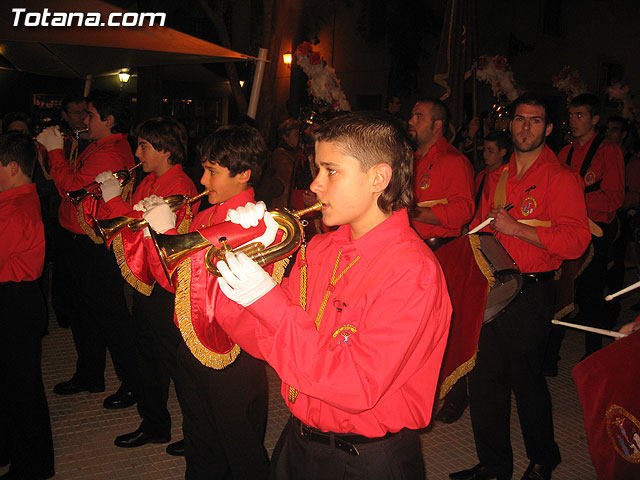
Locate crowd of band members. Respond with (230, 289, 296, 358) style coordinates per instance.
(1, 88, 637, 480)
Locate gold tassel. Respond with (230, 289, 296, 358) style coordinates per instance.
(111, 233, 154, 296)
(468, 234, 495, 288)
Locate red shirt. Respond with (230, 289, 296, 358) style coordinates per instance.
(411, 137, 475, 238)
(105, 164, 199, 293)
(558, 134, 624, 224)
(0, 183, 45, 282)
(48, 133, 135, 234)
(216, 209, 452, 437)
(470, 146, 591, 273)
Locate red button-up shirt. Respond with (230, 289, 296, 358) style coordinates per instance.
(216, 209, 452, 437)
(558, 134, 624, 224)
(0, 183, 45, 282)
(48, 133, 135, 234)
(411, 137, 475, 238)
(470, 146, 591, 273)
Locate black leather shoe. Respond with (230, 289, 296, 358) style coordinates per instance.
(435, 397, 468, 424)
(520, 461, 557, 480)
(450, 463, 506, 480)
(103, 385, 136, 409)
(166, 439, 185, 456)
(53, 378, 105, 395)
(114, 429, 170, 448)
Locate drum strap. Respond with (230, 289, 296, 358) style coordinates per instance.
(494, 165, 553, 229)
(417, 198, 448, 207)
(493, 165, 509, 208)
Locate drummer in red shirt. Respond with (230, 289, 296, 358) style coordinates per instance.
(451, 94, 591, 480)
(558, 93, 625, 357)
(213, 112, 452, 479)
(0, 133, 54, 479)
(408, 98, 475, 250)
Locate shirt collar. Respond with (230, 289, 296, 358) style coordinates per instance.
(147, 163, 184, 186)
(209, 188, 256, 224)
(0, 182, 37, 201)
(332, 209, 410, 266)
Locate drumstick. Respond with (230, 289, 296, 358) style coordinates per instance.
(605, 280, 640, 301)
(551, 319, 627, 338)
(468, 203, 514, 235)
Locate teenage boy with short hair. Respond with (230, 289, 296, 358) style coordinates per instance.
(94, 116, 198, 453)
(213, 112, 452, 478)
(0, 132, 54, 480)
(144, 124, 272, 479)
(37, 92, 137, 406)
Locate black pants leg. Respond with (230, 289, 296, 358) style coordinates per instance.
(0, 282, 54, 479)
(576, 219, 618, 356)
(176, 344, 269, 480)
(132, 286, 182, 435)
(468, 279, 561, 477)
(68, 234, 136, 390)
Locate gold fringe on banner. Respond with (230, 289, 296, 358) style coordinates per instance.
(111, 233, 154, 296)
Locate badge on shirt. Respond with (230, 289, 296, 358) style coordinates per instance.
(521, 196, 537, 216)
(419, 174, 431, 190)
(584, 170, 597, 186)
(332, 325, 357, 347)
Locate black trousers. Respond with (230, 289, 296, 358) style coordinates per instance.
(131, 286, 182, 435)
(64, 231, 137, 390)
(0, 281, 54, 479)
(468, 278, 561, 478)
(270, 416, 425, 480)
(175, 343, 269, 480)
(575, 219, 618, 355)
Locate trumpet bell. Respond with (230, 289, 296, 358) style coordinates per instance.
(151, 230, 211, 287)
(95, 216, 142, 248)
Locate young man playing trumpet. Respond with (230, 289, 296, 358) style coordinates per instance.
(143, 124, 273, 479)
(212, 112, 452, 478)
(94, 116, 199, 454)
(37, 92, 138, 409)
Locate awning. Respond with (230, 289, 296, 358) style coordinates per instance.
(0, 0, 255, 78)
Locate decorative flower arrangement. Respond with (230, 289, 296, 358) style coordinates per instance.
(294, 41, 351, 112)
(476, 55, 521, 102)
(552, 66, 587, 103)
(608, 82, 638, 121)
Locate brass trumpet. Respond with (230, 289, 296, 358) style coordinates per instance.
(33, 126, 89, 141)
(66, 162, 142, 206)
(151, 201, 323, 285)
(94, 190, 209, 247)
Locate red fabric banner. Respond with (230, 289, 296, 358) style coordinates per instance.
(572, 331, 640, 479)
(434, 235, 488, 398)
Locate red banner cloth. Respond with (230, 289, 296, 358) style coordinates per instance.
(434, 235, 489, 398)
(572, 331, 640, 479)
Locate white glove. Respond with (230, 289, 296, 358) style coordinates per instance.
(143, 202, 176, 233)
(226, 201, 278, 248)
(133, 199, 146, 212)
(142, 226, 151, 239)
(226, 201, 267, 228)
(143, 195, 166, 211)
(217, 252, 277, 307)
(97, 174, 121, 202)
(36, 126, 64, 152)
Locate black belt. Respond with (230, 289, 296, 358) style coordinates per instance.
(290, 416, 396, 456)
(521, 271, 556, 283)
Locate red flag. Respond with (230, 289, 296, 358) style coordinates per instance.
(572, 331, 640, 479)
(434, 0, 476, 132)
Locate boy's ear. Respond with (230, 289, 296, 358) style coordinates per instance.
(371, 163, 392, 194)
(237, 169, 251, 184)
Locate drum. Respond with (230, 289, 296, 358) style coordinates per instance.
(474, 233, 522, 323)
